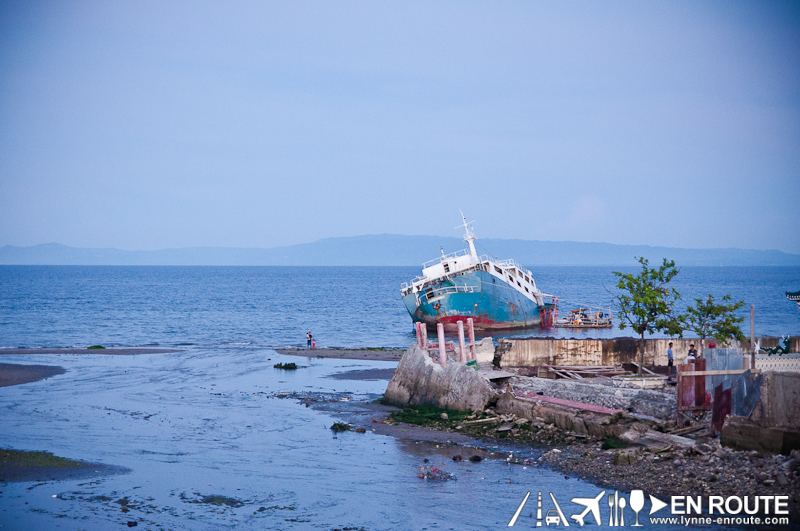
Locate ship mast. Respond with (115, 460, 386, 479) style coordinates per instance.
(458, 211, 479, 263)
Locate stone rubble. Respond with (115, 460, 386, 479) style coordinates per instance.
(446, 406, 800, 521)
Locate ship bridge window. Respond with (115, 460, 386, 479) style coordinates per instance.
(525, 286, 529, 293)
(443, 262, 450, 273)
(425, 290, 434, 301)
(494, 266, 502, 274)
(517, 281, 521, 287)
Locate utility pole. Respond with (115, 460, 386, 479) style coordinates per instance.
(750, 305, 756, 371)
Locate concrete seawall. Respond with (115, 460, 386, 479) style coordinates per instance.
(495, 336, 799, 368)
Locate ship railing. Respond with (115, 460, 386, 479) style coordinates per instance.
(401, 276, 427, 290)
(403, 255, 489, 291)
(421, 248, 470, 268)
(421, 249, 488, 269)
(430, 285, 479, 297)
(493, 258, 532, 277)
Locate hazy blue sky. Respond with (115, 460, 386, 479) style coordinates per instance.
(1, 1, 799, 253)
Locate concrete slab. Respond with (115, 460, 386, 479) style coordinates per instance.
(513, 389, 622, 415)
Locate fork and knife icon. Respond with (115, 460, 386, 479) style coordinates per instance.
(607, 491, 626, 526)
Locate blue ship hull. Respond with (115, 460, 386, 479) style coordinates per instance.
(402, 270, 546, 330)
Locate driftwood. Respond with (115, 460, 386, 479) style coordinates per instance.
(630, 361, 659, 376)
(459, 417, 502, 426)
(539, 364, 630, 380)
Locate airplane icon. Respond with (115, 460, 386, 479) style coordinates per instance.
(570, 490, 606, 526)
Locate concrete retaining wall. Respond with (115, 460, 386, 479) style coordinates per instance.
(721, 371, 800, 455)
(750, 371, 800, 431)
(495, 336, 798, 368)
(756, 354, 800, 373)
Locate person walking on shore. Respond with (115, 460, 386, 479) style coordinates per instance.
(307, 332, 312, 349)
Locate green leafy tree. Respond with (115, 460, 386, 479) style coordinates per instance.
(612, 257, 682, 374)
(681, 294, 746, 345)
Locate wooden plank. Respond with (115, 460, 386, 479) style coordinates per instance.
(564, 370, 584, 379)
(550, 369, 575, 379)
(460, 417, 502, 426)
(680, 369, 761, 377)
(668, 424, 705, 436)
(548, 365, 618, 371)
(630, 361, 658, 376)
(479, 370, 515, 381)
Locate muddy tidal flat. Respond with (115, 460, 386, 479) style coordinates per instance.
(276, 347, 404, 362)
(0, 363, 66, 388)
(2, 347, 610, 531)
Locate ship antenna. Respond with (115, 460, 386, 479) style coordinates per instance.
(456, 210, 479, 262)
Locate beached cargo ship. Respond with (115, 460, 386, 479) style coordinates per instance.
(401, 215, 557, 331)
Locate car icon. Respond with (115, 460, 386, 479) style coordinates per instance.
(545, 510, 560, 526)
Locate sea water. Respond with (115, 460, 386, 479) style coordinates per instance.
(1, 265, 798, 349)
(0, 266, 798, 530)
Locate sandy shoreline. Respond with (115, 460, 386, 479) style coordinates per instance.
(0, 348, 181, 355)
(0, 348, 394, 388)
(276, 348, 405, 362)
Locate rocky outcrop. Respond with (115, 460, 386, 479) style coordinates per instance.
(384, 345, 495, 412)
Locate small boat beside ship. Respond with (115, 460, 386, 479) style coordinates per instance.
(400, 214, 557, 331)
(788, 291, 800, 309)
(554, 307, 613, 329)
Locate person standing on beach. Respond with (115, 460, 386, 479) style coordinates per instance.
(667, 342, 674, 368)
(307, 332, 312, 349)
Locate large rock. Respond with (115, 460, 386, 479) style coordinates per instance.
(384, 345, 495, 412)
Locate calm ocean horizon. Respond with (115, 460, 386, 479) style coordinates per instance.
(1, 265, 798, 350)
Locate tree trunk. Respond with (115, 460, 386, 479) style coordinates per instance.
(638, 334, 645, 375)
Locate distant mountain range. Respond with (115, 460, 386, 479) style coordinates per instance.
(1, 236, 799, 267)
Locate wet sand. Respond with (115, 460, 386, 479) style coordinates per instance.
(0, 348, 180, 388)
(276, 348, 405, 362)
(0, 348, 180, 356)
(326, 368, 397, 381)
(0, 363, 66, 388)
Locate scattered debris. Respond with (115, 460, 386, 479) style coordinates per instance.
(417, 466, 454, 481)
(180, 492, 246, 508)
(330, 422, 351, 432)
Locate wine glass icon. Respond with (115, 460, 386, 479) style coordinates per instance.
(629, 490, 645, 526)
